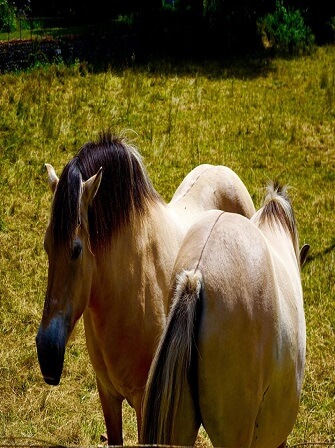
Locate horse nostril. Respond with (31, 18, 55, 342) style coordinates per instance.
(36, 316, 68, 386)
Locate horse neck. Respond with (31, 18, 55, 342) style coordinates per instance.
(89, 202, 184, 312)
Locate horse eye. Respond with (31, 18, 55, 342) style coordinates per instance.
(71, 239, 82, 260)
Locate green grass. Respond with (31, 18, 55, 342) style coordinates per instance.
(0, 26, 69, 42)
(0, 47, 334, 446)
(0, 20, 127, 42)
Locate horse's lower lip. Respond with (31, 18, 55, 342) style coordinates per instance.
(44, 376, 60, 386)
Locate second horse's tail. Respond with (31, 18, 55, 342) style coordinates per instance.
(140, 269, 203, 445)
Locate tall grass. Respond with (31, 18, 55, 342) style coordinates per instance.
(0, 47, 334, 446)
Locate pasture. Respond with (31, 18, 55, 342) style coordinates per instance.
(0, 46, 334, 446)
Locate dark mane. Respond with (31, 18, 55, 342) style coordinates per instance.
(51, 131, 162, 252)
(259, 181, 299, 257)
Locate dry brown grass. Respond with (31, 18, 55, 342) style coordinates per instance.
(0, 46, 334, 446)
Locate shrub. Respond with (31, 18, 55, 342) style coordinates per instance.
(259, 0, 315, 55)
(0, 0, 16, 33)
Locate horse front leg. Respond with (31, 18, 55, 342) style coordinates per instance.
(97, 377, 124, 445)
(277, 440, 287, 448)
(133, 393, 145, 441)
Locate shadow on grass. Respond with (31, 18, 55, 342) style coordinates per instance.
(304, 240, 335, 264)
(0, 30, 279, 80)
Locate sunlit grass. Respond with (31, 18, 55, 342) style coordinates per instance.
(0, 46, 334, 446)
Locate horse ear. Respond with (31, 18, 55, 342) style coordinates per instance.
(300, 244, 310, 267)
(83, 167, 102, 206)
(45, 163, 59, 193)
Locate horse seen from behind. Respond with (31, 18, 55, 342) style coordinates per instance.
(35, 130, 255, 444)
(141, 182, 309, 448)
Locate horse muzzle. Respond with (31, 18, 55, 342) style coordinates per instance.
(36, 315, 69, 386)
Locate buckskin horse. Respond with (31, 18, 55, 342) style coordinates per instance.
(141, 182, 309, 448)
(36, 130, 255, 444)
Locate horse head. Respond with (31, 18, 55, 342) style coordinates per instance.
(36, 163, 102, 385)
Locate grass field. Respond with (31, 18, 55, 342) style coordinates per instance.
(0, 46, 334, 446)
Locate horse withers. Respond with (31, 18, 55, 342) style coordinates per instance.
(35, 130, 255, 445)
(141, 182, 309, 448)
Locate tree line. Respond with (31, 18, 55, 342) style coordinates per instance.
(2, 0, 335, 57)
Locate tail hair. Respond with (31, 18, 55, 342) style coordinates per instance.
(141, 269, 202, 444)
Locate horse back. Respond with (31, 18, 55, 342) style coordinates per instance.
(169, 165, 255, 227)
